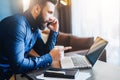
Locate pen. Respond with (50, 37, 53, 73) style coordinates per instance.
(45, 70, 66, 74)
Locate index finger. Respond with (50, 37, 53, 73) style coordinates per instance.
(64, 46, 72, 51)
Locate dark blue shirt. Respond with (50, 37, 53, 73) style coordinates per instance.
(0, 10, 58, 77)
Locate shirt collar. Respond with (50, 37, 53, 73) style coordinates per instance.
(24, 10, 38, 31)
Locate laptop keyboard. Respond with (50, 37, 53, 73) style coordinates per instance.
(71, 56, 88, 67)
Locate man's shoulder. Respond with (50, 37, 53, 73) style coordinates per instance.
(0, 14, 28, 33)
(1, 13, 27, 25)
(12, 14, 27, 24)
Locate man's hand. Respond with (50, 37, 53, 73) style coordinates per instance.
(50, 46, 72, 61)
(47, 17, 59, 32)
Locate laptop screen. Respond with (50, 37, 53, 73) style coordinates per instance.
(86, 37, 108, 66)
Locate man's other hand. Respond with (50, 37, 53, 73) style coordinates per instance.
(50, 46, 72, 61)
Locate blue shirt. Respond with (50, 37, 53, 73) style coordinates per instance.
(0, 10, 58, 76)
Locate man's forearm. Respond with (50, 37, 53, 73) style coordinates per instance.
(45, 30, 58, 50)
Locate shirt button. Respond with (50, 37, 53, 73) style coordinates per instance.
(47, 63, 50, 66)
(32, 28, 34, 31)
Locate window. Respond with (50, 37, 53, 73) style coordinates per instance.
(23, 0, 30, 12)
(71, 0, 120, 66)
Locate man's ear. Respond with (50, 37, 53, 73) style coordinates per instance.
(31, 4, 42, 19)
(34, 4, 41, 15)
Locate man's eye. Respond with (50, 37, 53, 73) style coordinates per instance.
(48, 11, 53, 14)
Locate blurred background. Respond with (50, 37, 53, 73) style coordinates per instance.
(0, 0, 120, 67)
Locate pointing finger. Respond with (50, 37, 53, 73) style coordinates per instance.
(64, 46, 72, 51)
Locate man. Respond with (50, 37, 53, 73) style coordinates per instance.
(0, 0, 68, 79)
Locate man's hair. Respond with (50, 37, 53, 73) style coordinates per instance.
(29, 0, 58, 9)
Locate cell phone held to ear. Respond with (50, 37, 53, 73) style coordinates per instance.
(47, 22, 52, 27)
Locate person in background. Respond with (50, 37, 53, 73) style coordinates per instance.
(0, 0, 71, 79)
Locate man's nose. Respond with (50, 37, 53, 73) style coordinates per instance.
(48, 17, 53, 22)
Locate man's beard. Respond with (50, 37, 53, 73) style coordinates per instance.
(35, 12, 46, 30)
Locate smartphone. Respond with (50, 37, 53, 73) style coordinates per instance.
(47, 22, 52, 27)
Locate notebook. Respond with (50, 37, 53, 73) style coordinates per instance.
(44, 68, 79, 79)
(60, 36, 108, 69)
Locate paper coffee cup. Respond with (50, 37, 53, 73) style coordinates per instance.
(55, 45, 64, 59)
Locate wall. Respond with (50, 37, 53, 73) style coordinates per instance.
(58, 0, 72, 33)
(0, 0, 22, 21)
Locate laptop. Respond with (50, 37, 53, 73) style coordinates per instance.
(60, 36, 108, 69)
